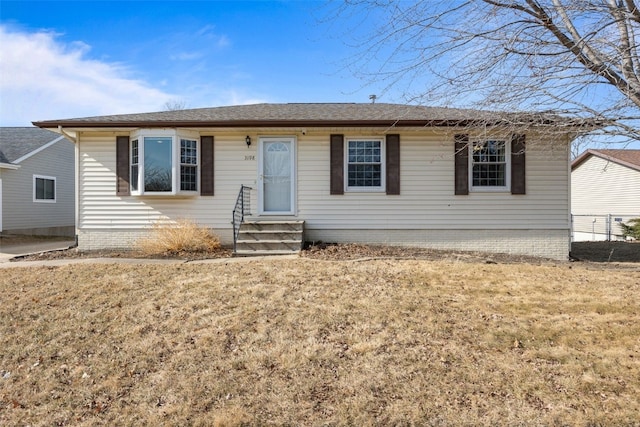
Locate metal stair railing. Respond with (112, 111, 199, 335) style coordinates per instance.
(232, 185, 252, 252)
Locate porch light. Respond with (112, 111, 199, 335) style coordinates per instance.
(245, 135, 251, 147)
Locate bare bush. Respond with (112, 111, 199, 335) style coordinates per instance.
(136, 218, 221, 255)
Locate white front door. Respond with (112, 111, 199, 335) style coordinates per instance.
(258, 137, 295, 215)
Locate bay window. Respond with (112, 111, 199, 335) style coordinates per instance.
(129, 130, 199, 195)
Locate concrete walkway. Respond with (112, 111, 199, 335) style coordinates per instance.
(0, 239, 76, 264)
(0, 241, 299, 268)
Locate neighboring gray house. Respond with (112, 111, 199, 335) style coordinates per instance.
(571, 149, 640, 241)
(0, 127, 75, 236)
(35, 103, 581, 259)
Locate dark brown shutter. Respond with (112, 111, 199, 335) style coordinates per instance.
(511, 134, 526, 195)
(200, 136, 214, 196)
(330, 134, 344, 195)
(454, 134, 469, 195)
(116, 136, 130, 196)
(386, 134, 400, 195)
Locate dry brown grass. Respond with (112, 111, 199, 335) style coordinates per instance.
(1, 258, 639, 426)
(136, 218, 221, 256)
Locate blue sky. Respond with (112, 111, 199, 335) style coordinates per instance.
(0, 0, 394, 125)
(1, 1, 639, 150)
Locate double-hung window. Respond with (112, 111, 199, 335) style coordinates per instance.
(346, 138, 385, 191)
(180, 139, 198, 191)
(33, 175, 56, 202)
(129, 130, 199, 195)
(471, 139, 509, 191)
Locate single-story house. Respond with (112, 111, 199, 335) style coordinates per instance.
(571, 149, 640, 241)
(0, 127, 75, 236)
(33, 103, 580, 259)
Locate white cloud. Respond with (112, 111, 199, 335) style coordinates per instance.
(216, 35, 230, 48)
(226, 91, 267, 106)
(0, 26, 176, 125)
(194, 25, 230, 49)
(169, 51, 203, 61)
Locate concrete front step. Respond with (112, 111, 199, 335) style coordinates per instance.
(240, 220, 304, 232)
(238, 231, 303, 241)
(235, 241, 302, 251)
(234, 220, 304, 256)
(234, 249, 300, 257)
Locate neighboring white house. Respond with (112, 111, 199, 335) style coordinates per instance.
(34, 103, 578, 259)
(0, 127, 75, 236)
(571, 149, 640, 241)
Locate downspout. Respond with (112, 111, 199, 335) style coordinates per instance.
(567, 134, 573, 256)
(59, 126, 80, 248)
(74, 132, 79, 247)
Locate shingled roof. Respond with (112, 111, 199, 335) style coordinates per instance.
(0, 127, 70, 164)
(32, 103, 573, 129)
(572, 149, 640, 172)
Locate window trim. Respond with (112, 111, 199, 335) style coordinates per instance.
(344, 137, 386, 192)
(180, 137, 199, 192)
(33, 174, 56, 203)
(129, 129, 200, 196)
(469, 138, 511, 192)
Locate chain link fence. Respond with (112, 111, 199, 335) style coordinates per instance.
(571, 214, 638, 242)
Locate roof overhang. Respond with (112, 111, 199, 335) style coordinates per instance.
(572, 149, 640, 172)
(32, 119, 528, 128)
(33, 118, 596, 132)
(0, 162, 20, 170)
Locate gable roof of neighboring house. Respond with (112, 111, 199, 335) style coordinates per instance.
(32, 103, 586, 129)
(572, 149, 640, 172)
(0, 127, 70, 166)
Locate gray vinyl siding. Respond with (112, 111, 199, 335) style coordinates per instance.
(1, 139, 75, 233)
(77, 129, 570, 236)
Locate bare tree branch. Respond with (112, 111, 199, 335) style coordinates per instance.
(624, 0, 640, 24)
(327, 0, 640, 145)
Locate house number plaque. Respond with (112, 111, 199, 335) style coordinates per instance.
(244, 155, 255, 161)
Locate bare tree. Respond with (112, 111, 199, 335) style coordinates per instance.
(329, 0, 640, 144)
(163, 99, 188, 111)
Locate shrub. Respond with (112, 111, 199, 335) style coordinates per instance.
(136, 218, 221, 255)
(620, 218, 640, 240)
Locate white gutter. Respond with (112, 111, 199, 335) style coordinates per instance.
(74, 131, 80, 244)
(0, 162, 20, 170)
(58, 126, 78, 144)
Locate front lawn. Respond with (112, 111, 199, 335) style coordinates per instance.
(1, 258, 638, 425)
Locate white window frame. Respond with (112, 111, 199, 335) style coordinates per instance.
(344, 137, 386, 192)
(469, 138, 511, 192)
(33, 174, 57, 203)
(130, 129, 200, 196)
(179, 138, 199, 192)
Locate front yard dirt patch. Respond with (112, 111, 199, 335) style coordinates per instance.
(14, 246, 233, 262)
(13, 240, 640, 270)
(302, 243, 553, 264)
(571, 241, 640, 263)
